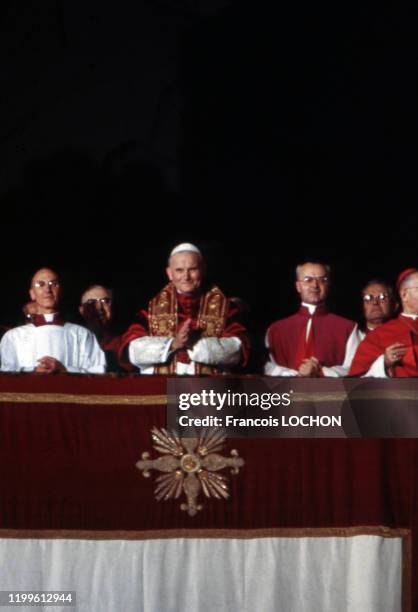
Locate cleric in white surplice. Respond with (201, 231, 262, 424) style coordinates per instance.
(0, 267, 106, 373)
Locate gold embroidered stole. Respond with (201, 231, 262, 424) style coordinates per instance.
(148, 284, 228, 374)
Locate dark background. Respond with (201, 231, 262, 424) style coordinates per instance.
(0, 2, 417, 347)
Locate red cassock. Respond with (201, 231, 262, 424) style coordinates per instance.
(100, 331, 135, 373)
(267, 305, 356, 371)
(118, 286, 249, 373)
(100, 332, 121, 354)
(349, 315, 418, 377)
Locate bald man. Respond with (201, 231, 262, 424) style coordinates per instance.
(119, 243, 248, 375)
(0, 268, 106, 373)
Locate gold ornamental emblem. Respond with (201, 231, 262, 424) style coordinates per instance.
(136, 428, 244, 516)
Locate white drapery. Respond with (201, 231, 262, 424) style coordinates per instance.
(0, 530, 404, 612)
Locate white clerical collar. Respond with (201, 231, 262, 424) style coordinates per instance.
(401, 312, 418, 321)
(302, 303, 317, 315)
(43, 313, 57, 322)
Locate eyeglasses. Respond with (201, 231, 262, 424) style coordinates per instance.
(300, 276, 329, 284)
(33, 280, 60, 288)
(362, 293, 388, 302)
(83, 297, 112, 306)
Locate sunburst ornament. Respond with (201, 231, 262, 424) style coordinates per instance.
(136, 427, 244, 516)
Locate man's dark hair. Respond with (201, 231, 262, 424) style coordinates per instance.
(361, 279, 394, 297)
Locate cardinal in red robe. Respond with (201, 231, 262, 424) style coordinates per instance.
(350, 268, 418, 377)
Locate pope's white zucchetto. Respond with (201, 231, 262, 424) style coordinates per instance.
(170, 243, 201, 257)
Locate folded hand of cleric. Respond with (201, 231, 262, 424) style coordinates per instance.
(34, 356, 67, 374)
(298, 356, 321, 378)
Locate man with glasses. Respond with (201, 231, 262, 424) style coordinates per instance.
(265, 261, 359, 377)
(360, 280, 397, 335)
(79, 284, 125, 372)
(350, 268, 418, 377)
(0, 268, 106, 373)
(79, 285, 113, 337)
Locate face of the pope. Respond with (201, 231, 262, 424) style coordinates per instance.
(401, 273, 418, 315)
(29, 268, 61, 314)
(79, 286, 113, 328)
(166, 251, 203, 295)
(295, 262, 329, 305)
(362, 282, 395, 328)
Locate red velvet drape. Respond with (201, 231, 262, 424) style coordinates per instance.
(0, 374, 416, 608)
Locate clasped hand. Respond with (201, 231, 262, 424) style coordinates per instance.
(34, 356, 67, 373)
(171, 319, 199, 351)
(298, 356, 321, 377)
